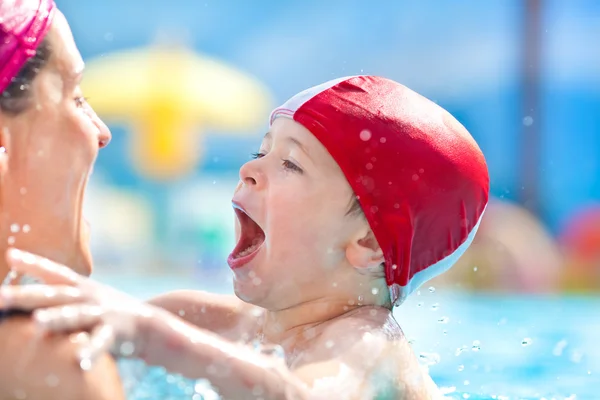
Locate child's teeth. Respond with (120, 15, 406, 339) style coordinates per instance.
(237, 244, 258, 258)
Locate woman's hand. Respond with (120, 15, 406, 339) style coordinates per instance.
(0, 249, 314, 399)
(0, 248, 161, 369)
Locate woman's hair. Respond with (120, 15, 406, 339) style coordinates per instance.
(0, 38, 52, 115)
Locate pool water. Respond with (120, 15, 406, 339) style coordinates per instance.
(97, 274, 599, 400)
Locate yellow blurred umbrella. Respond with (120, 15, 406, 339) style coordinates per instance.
(82, 42, 273, 180)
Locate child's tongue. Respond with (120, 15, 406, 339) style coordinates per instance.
(234, 210, 265, 259)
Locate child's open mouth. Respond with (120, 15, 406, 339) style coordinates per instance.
(227, 204, 266, 269)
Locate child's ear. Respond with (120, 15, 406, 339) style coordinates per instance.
(345, 228, 384, 270)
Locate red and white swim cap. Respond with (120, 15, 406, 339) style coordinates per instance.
(270, 76, 490, 305)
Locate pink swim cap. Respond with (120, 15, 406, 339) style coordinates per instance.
(0, 0, 56, 94)
(270, 76, 490, 304)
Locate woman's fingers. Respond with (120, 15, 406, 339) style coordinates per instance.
(34, 304, 104, 333)
(0, 285, 85, 310)
(78, 324, 115, 370)
(6, 248, 81, 285)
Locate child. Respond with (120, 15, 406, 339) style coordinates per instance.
(1, 75, 489, 399)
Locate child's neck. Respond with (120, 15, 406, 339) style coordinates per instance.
(260, 286, 386, 349)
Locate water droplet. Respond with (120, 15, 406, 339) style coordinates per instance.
(0, 147, 5, 153)
(523, 116, 534, 126)
(391, 264, 397, 270)
(462, 392, 470, 398)
(570, 350, 583, 363)
(418, 352, 440, 365)
(119, 341, 136, 356)
(325, 340, 334, 349)
(521, 338, 532, 346)
(251, 308, 263, 318)
(553, 339, 568, 356)
(371, 287, 379, 295)
(248, 271, 256, 278)
(455, 346, 468, 356)
(79, 357, 92, 371)
(369, 309, 378, 316)
(379, 137, 386, 143)
(430, 303, 439, 311)
(332, 282, 338, 287)
(359, 130, 372, 141)
(412, 174, 419, 181)
(428, 286, 436, 293)
(438, 316, 450, 324)
(45, 374, 59, 387)
(458, 364, 464, 372)
(365, 163, 373, 170)
(472, 340, 481, 351)
(463, 380, 470, 386)
(10, 224, 20, 233)
(416, 290, 421, 296)
(252, 277, 262, 286)
(22, 224, 30, 233)
(7, 236, 15, 245)
(357, 295, 364, 302)
(348, 299, 355, 306)
(473, 266, 478, 272)
(2, 269, 17, 285)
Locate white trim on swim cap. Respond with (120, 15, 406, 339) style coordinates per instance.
(390, 204, 487, 306)
(269, 76, 359, 125)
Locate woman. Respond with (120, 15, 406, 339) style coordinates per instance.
(1, 76, 489, 399)
(0, 1, 123, 398)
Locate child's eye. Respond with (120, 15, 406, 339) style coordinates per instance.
(282, 159, 303, 173)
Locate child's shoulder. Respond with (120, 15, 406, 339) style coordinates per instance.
(297, 307, 441, 399)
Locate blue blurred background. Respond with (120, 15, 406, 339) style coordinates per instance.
(57, 0, 600, 293)
(52, 1, 600, 397)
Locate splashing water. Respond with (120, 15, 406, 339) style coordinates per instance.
(359, 129, 372, 141)
(521, 338, 533, 347)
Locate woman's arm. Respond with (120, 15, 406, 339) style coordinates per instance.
(0, 316, 125, 400)
(148, 290, 262, 340)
